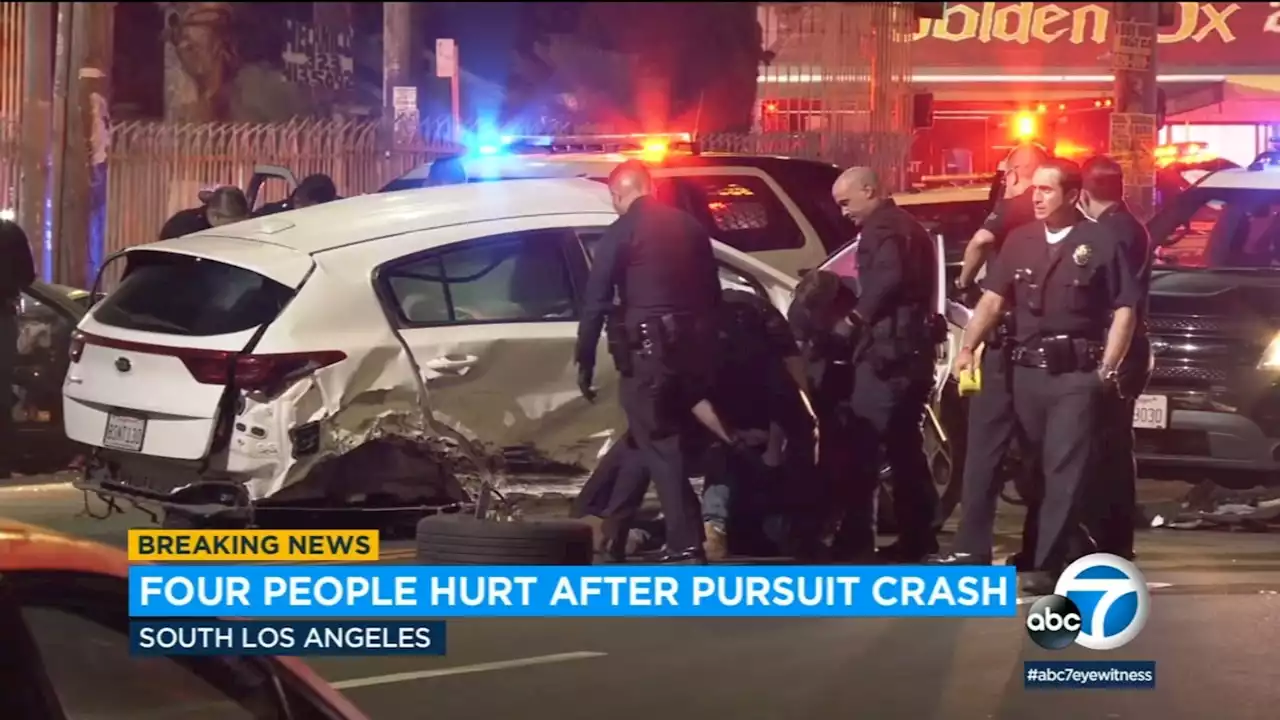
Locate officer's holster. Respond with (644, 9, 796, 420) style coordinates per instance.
(605, 312, 634, 376)
(634, 313, 709, 367)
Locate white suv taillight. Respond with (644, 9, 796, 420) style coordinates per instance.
(76, 332, 346, 393)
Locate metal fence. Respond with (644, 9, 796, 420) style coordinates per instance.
(0, 2, 23, 121)
(755, 2, 916, 187)
(103, 116, 464, 267)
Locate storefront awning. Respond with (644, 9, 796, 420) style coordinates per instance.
(1167, 77, 1280, 124)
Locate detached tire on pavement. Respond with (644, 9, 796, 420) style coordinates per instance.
(416, 514, 595, 565)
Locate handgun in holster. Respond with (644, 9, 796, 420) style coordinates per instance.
(605, 312, 634, 375)
(1040, 335, 1102, 375)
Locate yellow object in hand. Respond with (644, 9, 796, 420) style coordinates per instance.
(958, 366, 982, 396)
(957, 344, 983, 396)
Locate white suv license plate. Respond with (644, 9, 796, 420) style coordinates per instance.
(103, 412, 147, 452)
(1133, 394, 1168, 430)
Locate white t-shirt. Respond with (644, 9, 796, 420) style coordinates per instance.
(1045, 226, 1072, 245)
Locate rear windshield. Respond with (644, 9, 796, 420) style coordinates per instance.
(93, 251, 295, 336)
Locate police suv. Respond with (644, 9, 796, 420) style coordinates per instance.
(1139, 150, 1280, 486)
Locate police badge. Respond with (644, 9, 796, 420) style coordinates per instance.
(1072, 244, 1092, 267)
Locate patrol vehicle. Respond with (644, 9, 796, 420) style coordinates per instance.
(1139, 150, 1280, 486)
(378, 133, 852, 280)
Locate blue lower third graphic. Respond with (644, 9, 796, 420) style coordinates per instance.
(130, 620, 447, 656)
(127, 566, 1017, 618)
(1024, 661, 1156, 690)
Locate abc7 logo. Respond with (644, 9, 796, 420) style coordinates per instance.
(1025, 554, 1151, 651)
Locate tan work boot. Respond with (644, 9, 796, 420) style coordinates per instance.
(703, 522, 729, 561)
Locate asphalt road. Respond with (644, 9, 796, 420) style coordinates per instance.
(7, 477, 1280, 719)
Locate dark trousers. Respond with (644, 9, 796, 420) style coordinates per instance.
(832, 359, 938, 556)
(953, 349, 1017, 558)
(617, 359, 706, 553)
(1012, 366, 1104, 571)
(571, 431, 646, 521)
(1085, 338, 1150, 558)
(0, 313, 15, 475)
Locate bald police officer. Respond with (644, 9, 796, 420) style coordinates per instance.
(825, 167, 942, 562)
(1078, 155, 1153, 561)
(935, 144, 1048, 566)
(576, 160, 729, 564)
(954, 158, 1139, 593)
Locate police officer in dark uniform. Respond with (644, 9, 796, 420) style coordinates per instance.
(954, 158, 1139, 593)
(575, 160, 728, 564)
(934, 144, 1047, 566)
(572, 281, 814, 562)
(0, 219, 36, 480)
(1078, 155, 1153, 561)
(820, 166, 943, 562)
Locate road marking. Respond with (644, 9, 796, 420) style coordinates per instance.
(331, 651, 608, 690)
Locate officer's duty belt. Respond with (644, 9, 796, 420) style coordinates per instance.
(1010, 334, 1103, 373)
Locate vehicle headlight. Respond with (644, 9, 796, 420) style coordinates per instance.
(1260, 332, 1280, 369)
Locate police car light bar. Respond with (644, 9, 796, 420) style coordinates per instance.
(502, 132, 692, 145)
(496, 132, 695, 153)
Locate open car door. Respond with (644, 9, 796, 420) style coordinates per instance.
(244, 165, 298, 213)
(815, 230, 952, 400)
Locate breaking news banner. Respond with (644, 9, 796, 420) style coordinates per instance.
(129, 620, 447, 657)
(1023, 661, 1157, 690)
(127, 529, 380, 563)
(127, 565, 1018, 618)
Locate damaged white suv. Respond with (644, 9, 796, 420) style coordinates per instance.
(64, 178, 799, 526)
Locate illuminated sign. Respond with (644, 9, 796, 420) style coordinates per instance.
(907, 2, 1280, 69)
(913, 2, 1248, 45)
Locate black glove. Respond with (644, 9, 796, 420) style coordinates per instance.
(577, 363, 597, 403)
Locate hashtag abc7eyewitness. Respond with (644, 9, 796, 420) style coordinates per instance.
(1024, 554, 1152, 651)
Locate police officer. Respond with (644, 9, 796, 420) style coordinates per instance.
(817, 166, 942, 562)
(934, 144, 1048, 566)
(575, 160, 728, 564)
(0, 219, 35, 480)
(1078, 155, 1152, 561)
(954, 158, 1139, 593)
(573, 284, 814, 562)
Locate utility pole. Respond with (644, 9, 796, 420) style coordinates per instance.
(382, 2, 415, 145)
(55, 1, 113, 289)
(19, 2, 54, 278)
(1110, 2, 1159, 220)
